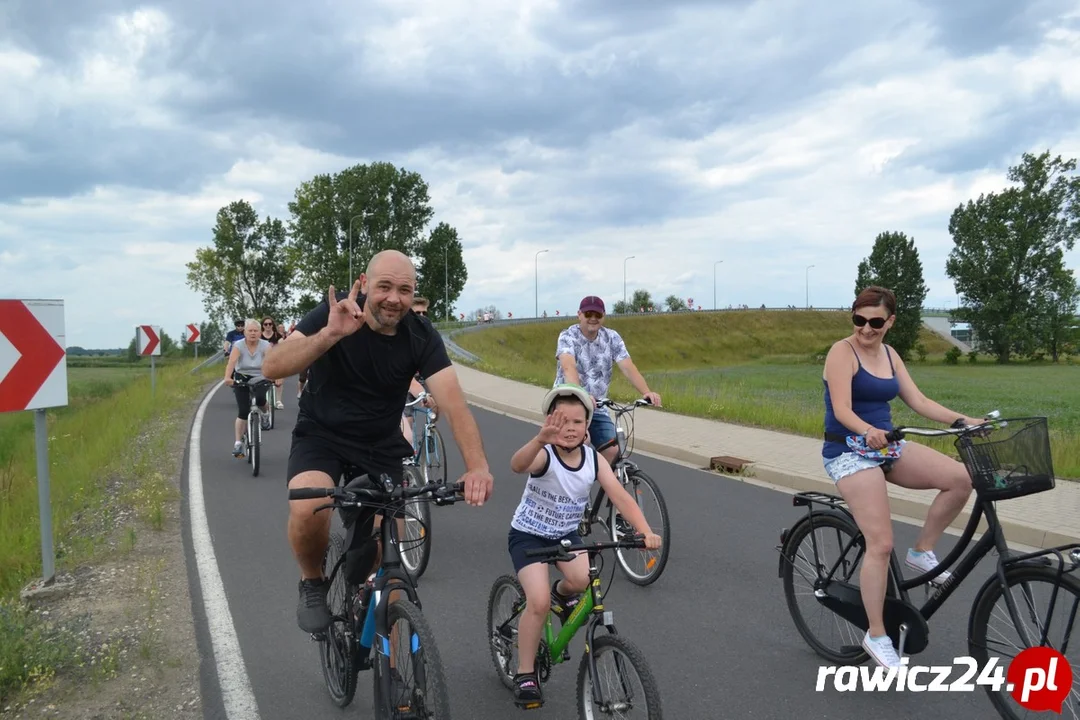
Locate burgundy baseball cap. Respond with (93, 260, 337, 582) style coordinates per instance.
(579, 296, 605, 314)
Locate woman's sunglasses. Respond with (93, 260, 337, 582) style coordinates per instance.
(853, 314, 888, 329)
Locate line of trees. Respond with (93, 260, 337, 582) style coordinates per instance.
(186, 161, 469, 328)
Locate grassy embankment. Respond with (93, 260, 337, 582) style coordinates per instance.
(0, 355, 222, 702)
(455, 311, 1080, 478)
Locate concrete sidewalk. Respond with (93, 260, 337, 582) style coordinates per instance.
(453, 364, 1079, 550)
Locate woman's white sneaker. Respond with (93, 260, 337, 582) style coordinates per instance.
(906, 548, 952, 584)
(862, 631, 901, 668)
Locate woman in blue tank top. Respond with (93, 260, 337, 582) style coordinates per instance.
(820, 286, 983, 670)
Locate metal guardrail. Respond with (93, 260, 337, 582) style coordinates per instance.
(189, 350, 226, 374)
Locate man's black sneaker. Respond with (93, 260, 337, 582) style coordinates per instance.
(513, 672, 543, 708)
(297, 577, 331, 633)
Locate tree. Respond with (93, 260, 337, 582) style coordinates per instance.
(415, 222, 467, 322)
(629, 289, 656, 313)
(186, 200, 294, 324)
(945, 151, 1080, 363)
(665, 295, 687, 312)
(1033, 268, 1080, 362)
(286, 162, 436, 297)
(853, 231, 929, 359)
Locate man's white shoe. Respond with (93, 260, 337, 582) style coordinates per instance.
(862, 631, 901, 668)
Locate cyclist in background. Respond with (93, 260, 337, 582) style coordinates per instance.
(223, 319, 245, 357)
(822, 285, 982, 668)
(224, 319, 273, 456)
(506, 383, 660, 708)
(401, 297, 438, 447)
(261, 316, 286, 410)
(554, 295, 662, 467)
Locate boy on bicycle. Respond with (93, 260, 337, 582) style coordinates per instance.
(505, 383, 661, 708)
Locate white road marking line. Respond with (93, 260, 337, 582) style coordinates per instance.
(188, 380, 261, 719)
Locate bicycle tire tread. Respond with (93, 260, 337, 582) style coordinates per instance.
(576, 634, 662, 720)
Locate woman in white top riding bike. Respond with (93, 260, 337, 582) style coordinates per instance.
(224, 318, 273, 456)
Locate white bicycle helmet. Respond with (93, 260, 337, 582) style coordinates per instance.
(542, 383, 593, 426)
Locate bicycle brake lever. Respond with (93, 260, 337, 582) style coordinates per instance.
(311, 502, 335, 515)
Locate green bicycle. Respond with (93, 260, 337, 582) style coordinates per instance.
(486, 537, 663, 718)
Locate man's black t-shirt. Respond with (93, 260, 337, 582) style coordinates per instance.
(294, 292, 452, 448)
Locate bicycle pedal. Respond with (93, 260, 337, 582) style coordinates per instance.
(309, 632, 326, 642)
(515, 699, 544, 710)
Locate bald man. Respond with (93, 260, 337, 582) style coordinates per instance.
(263, 250, 494, 634)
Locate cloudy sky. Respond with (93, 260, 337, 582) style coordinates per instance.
(2, 0, 1079, 349)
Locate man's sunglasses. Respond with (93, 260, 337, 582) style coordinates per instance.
(415, 310, 427, 316)
(583, 311, 603, 320)
(853, 314, 888, 329)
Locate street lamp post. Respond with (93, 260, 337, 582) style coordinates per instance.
(805, 264, 815, 309)
(713, 260, 723, 310)
(535, 249, 549, 318)
(624, 256, 635, 307)
(444, 244, 449, 322)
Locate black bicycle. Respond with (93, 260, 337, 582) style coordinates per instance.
(776, 415, 1079, 719)
(288, 467, 466, 718)
(233, 372, 273, 477)
(487, 536, 663, 718)
(577, 398, 671, 585)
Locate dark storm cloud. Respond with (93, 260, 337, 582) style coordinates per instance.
(1, 0, 1076, 207)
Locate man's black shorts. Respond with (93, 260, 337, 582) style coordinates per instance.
(286, 419, 411, 489)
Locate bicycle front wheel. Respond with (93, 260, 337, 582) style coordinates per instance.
(249, 411, 261, 476)
(608, 469, 670, 585)
(420, 427, 447, 486)
(320, 532, 359, 707)
(968, 564, 1080, 719)
(576, 634, 662, 720)
(398, 467, 431, 579)
(377, 598, 452, 719)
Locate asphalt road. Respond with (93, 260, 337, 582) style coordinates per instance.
(186, 378, 1005, 719)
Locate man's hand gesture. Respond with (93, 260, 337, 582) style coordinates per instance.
(326, 280, 365, 340)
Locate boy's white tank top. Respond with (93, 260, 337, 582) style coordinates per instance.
(510, 444, 598, 539)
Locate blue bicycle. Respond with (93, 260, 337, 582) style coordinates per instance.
(399, 392, 446, 579)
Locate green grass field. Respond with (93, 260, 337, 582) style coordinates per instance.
(455, 311, 1080, 478)
(0, 361, 220, 597)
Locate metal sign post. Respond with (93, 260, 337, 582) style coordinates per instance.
(0, 299, 68, 586)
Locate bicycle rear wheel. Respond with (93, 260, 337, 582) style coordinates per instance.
(398, 466, 431, 579)
(576, 634, 662, 719)
(320, 532, 359, 707)
(378, 598, 452, 719)
(968, 564, 1080, 719)
(780, 512, 892, 664)
(608, 469, 670, 585)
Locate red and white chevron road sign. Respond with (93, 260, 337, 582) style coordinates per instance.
(137, 325, 161, 356)
(186, 323, 200, 343)
(0, 299, 68, 413)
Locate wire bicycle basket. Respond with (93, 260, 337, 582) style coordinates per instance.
(955, 417, 1056, 501)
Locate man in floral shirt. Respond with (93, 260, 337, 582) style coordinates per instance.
(554, 296, 662, 465)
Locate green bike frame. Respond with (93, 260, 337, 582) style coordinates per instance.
(541, 575, 614, 665)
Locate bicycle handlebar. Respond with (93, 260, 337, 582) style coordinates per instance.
(233, 372, 274, 388)
(884, 411, 1006, 443)
(595, 397, 652, 412)
(288, 476, 466, 508)
(524, 535, 648, 562)
(404, 391, 431, 408)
